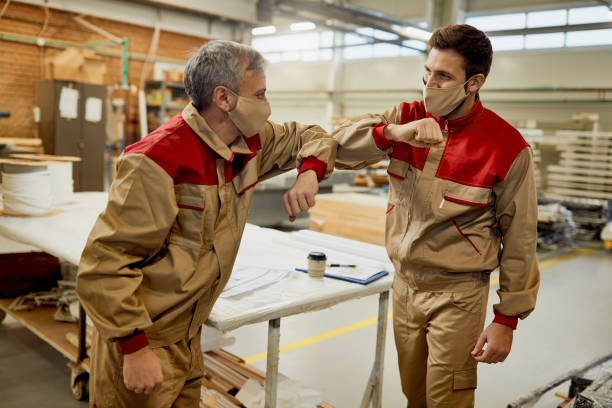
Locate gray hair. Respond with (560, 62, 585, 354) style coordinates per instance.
(184, 40, 266, 111)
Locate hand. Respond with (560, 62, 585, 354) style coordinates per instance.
(385, 118, 445, 148)
(283, 169, 319, 222)
(471, 323, 514, 364)
(123, 346, 163, 394)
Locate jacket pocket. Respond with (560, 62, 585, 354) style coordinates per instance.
(387, 158, 416, 206)
(434, 184, 491, 222)
(453, 221, 481, 256)
(169, 186, 206, 250)
(453, 368, 477, 392)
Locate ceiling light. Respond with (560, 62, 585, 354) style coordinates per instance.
(290, 21, 316, 31)
(252, 25, 276, 36)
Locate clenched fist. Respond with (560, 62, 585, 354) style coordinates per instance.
(283, 169, 319, 222)
(385, 118, 445, 148)
(123, 346, 163, 394)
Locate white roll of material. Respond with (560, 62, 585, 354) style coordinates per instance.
(1, 170, 53, 215)
(48, 161, 74, 205)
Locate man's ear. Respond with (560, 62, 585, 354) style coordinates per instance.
(467, 74, 486, 94)
(211, 86, 234, 112)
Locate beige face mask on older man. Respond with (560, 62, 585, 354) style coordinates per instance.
(423, 78, 473, 117)
(227, 88, 271, 137)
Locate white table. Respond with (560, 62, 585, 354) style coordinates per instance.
(0, 192, 393, 408)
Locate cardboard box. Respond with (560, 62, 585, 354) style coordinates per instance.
(45, 47, 107, 85)
(164, 68, 184, 83)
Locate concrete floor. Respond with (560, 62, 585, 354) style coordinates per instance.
(1, 245, 610, 408)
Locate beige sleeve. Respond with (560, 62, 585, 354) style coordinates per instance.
(76, 154, 178, 341)
(493, 147, 540, 319)
(333, 104, 403, 170)
(256, 121, 337, 181)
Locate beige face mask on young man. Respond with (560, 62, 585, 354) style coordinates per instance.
(423, 78, 473, 117)
(227, 88, 271, 137)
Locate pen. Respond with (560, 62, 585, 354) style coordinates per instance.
(328, 264, 357, 268)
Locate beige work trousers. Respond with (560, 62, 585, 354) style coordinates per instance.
(392, 273, 489, 408)
(89, 329, 204, 408)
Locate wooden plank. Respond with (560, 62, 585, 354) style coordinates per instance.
(9, 153, 82, 162)
(0, 158, 50, 166)
(560, 152, 612, 162)
(558, 160, 612, 170)
(0, 298, 90, 371)
(548, 180, 612, 191)
(208, 350, 266, 385)
(201, 378, 243, 407)
(0, 137, 43, 146)
(547, 173, 612, 185)
(203, 353, 248, 389)
(548, 165, 612, 178)
(546, 187, 612, 200)
(309, 198, 386, 246)
(556, 130, 612, 138)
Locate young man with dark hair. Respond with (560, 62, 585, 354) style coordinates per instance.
(333, 24, 539, 407)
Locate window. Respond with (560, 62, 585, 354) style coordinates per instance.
(319, 49, 333, 61)
(403, 40, 427, 51)
(463, 6, 612, 52)
(319, 31, 334, 47)
(489, 35, 524, 51)
(525, 33, 565, 49)
(343, 45, 373, 60)
(566, 29, 612, 46)
(262, 53, 281, 63)
(373, 43, 400, 58)
(568, 6, 610, 25)
(465, 13, 526, 31)
(344, 33, 368, 46)
(373, 29, 399, 41)
(527, 9, 567, 28)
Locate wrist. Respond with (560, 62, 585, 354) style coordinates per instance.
(118, 331, 149, 355)
(384, 124, 397, 142)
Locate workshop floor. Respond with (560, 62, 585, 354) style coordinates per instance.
(1, 244, 610, 408)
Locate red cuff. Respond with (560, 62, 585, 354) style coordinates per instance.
(118, 331, 149, 355)
(372, 124, 393, 151)
(493, 313, 518, 330)
(299, 156, 327, 182)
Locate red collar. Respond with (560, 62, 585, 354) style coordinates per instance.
(427, 98, 484, 133)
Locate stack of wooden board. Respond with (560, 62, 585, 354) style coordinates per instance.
(546, 130, 612, 201)
(0, 137, 44, 154)
(308, 193, 387, 246)
(200, 349, 335, 408)
(519, 128, 544, 190)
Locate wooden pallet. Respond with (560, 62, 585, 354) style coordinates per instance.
(0, 297, 90, 371)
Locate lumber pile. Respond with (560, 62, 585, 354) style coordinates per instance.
(519, 128, 544, 190)
(0, 137, 44, 154)
(546, 130, 612, 201)
(309, 193, 387, 246)
(200, 349, 335, 408)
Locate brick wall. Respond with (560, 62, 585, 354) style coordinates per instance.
(0, 2, 210, 142)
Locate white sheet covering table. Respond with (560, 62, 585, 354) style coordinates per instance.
(0, 192, 393, 408)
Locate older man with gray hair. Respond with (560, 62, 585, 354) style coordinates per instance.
(77, 40, 337, 407)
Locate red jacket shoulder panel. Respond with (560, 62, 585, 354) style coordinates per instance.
(124, 115, 218, 185)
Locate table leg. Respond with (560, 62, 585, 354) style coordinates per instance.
(265, 318, 281, 408)
(360, 290, 389, 408)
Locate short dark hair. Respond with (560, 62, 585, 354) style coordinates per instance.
(428, 24, 493, 79)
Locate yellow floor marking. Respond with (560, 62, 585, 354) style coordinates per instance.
(243, 246, 600, 364)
